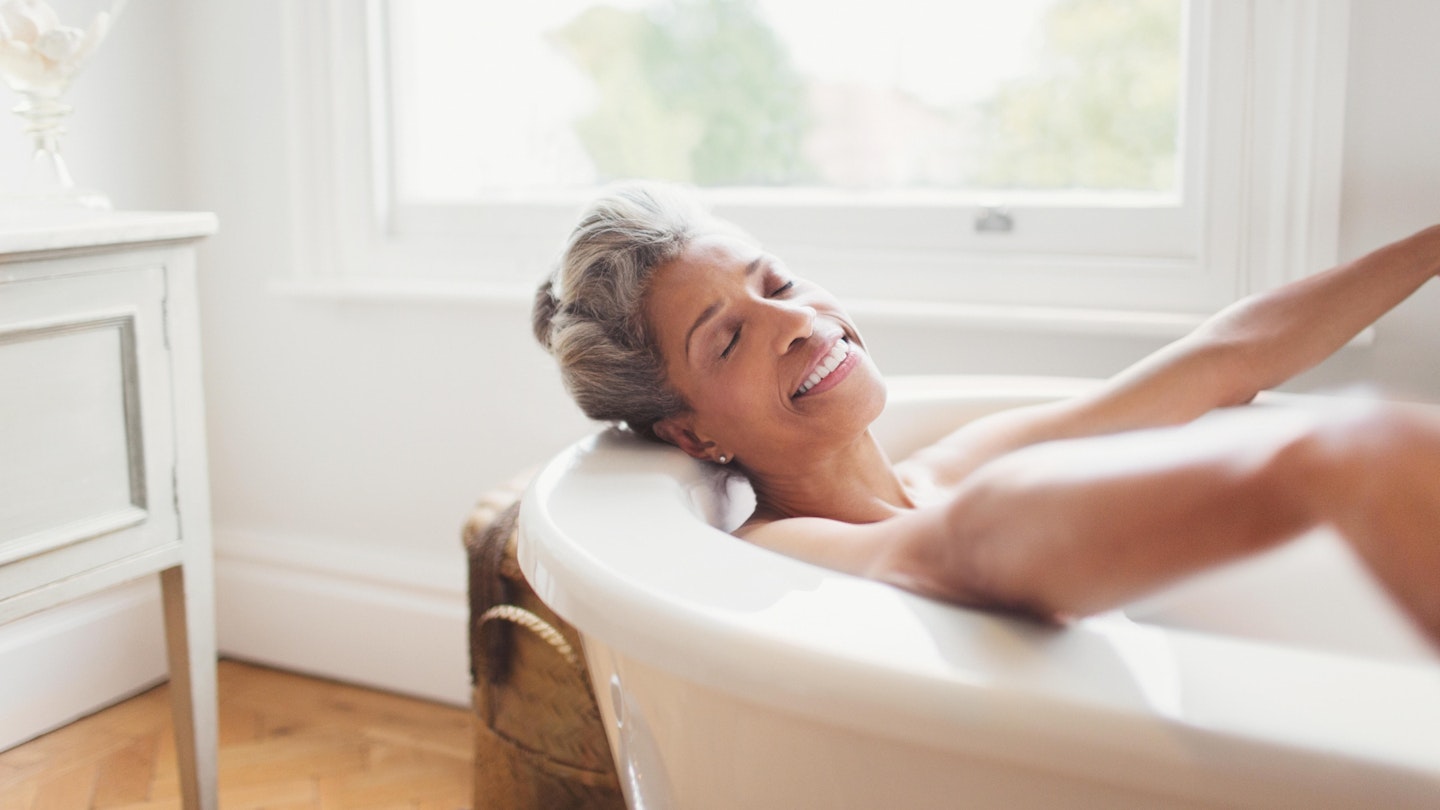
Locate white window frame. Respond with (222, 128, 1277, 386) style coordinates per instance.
(279, 0, 1350, 334)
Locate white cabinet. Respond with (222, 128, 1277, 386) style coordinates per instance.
(0, 212, 218, 810)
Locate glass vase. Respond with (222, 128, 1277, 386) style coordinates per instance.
(0, 0, 128, 210)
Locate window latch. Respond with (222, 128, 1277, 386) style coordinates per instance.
(974, 206, 1014, 233)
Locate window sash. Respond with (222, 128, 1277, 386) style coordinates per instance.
(281, 0, 1349, 321)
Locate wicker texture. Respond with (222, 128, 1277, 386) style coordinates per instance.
(463, 478, 626, 810)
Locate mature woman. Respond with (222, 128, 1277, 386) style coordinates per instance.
(533, 182, 1440, 647)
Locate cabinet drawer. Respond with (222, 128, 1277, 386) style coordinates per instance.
(0, 259, 180, 603)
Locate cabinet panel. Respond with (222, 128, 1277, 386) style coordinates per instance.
(0, 262, 178, 603)
(0, 315, 145, 558)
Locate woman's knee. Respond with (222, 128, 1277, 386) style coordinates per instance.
(1298, 398, 1440, 524)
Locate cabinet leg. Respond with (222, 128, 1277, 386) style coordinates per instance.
(160, 565, 219, 810)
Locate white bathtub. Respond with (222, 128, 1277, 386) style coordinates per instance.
(518, 376, 1440, 809)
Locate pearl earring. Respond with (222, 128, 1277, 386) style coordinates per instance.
(717, 454, 729, 464)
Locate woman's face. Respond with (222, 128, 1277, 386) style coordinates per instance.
(645, 232, 886, 470)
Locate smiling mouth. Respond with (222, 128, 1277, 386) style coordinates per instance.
(794, 339, 851, 397)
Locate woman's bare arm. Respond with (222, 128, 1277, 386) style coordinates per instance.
(913, 225, 1440, 486)
(1095, 223, 1440, 424)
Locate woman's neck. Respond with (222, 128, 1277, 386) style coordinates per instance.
(745, 430, 914, 524)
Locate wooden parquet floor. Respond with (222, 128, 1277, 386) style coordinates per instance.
(0, 660, 473, 810)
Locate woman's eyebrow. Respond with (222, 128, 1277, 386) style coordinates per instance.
(684, 301, 723, 363)
(683, 256, 766, 362)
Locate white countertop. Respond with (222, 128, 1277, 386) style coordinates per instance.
(0, 210, 218, 256)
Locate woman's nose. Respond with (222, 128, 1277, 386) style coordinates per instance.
(775, 302, 816, 354)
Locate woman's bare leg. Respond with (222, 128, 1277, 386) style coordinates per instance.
(939, 397, 1440, 652)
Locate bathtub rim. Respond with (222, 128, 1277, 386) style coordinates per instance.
(517, 374, 1440, 804)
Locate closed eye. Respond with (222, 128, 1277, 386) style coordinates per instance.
(721, 328, 741, 359)
(718, 276, 790, 360)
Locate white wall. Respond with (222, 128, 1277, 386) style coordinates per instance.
(4, 0, 1439, 738)
(1318, 2, 1440, 400)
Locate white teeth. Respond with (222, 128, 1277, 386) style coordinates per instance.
(794, 340, 851, 396)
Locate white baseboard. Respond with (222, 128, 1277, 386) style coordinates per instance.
(213, 528, 472, 707)
(0, 530, 471, 755)
(0, 578, 169, 751)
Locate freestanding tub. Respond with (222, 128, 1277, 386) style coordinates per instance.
(518, 376, 1440, 809)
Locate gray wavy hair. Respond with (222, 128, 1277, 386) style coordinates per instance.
(533, 182, 742, 439)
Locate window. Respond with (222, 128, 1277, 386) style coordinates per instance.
(389, 0, 1182, 200)
(283, 1, 1350, 327)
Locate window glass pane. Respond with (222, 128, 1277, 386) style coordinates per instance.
(387, 0, 1183, 203)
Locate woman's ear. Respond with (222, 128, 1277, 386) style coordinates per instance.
(652, 416, 716, 461)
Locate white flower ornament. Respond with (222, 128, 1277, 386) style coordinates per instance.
(0, 0, 113, 96)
